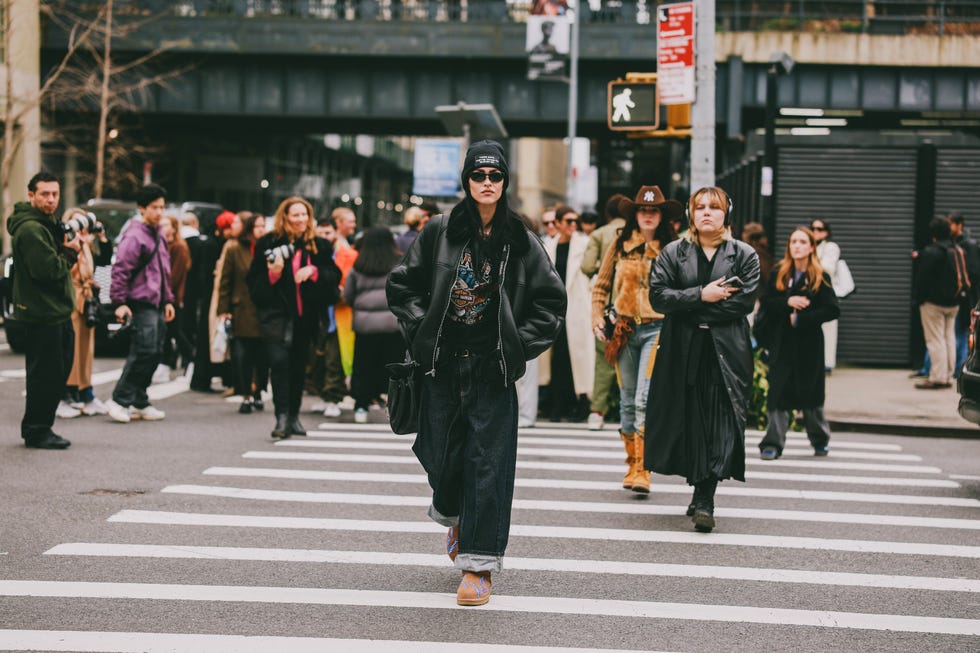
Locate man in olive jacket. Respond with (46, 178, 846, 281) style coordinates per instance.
(7, 172, 80, 449)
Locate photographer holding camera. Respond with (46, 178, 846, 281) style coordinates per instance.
(6, 172, 80, 449)
(59, 207, 113, 418)
(105, 184, 176, 424)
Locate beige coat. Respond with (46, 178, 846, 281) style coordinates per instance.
(543, 231, 595, 396)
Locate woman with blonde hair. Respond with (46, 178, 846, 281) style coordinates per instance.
(758, 227, 840, 460)
(247, 197, 341, 439)
(60, 207, 113, 417)
(646, 186, 759, 533)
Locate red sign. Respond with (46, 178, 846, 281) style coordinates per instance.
(657, 2, 695, 105)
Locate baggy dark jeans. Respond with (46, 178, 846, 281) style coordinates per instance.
(21, 320, 74, 440)
(414, 350, 519, 573)
(266, 320, 311, 417)
(112, 305, 165, 409)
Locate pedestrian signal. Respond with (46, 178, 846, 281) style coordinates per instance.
(608, 81, 659, 131)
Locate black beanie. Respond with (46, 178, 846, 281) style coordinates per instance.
(460, 139, 509, 193)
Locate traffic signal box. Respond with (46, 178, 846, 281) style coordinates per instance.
(607, 73, 692, 138)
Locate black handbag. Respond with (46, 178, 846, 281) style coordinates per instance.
(83, 295, 101, 328)
(386, 355, 421, 435)
(601, 304, 618, 340)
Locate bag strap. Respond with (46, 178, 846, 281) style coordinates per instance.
(133, 231, 162, 281)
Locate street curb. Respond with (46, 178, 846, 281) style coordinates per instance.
(828, 418, 980, 440)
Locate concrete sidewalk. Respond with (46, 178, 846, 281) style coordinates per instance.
(824, 366, 978, 438)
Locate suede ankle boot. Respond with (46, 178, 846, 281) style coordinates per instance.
(456, 570, 492, 606)
(619, 432, 636, 489)
(630, 431, 650, 494)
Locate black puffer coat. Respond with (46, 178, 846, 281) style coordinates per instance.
(762, 268, 840, 410)
(386, 203, 566, 386)
(246, 233, 341, 344)
(644, 237, 760, 478)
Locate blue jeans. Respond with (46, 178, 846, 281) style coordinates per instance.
(616, 321, 661, 434)
(112, 305, 165, 409)
(414, 350, 518, 573)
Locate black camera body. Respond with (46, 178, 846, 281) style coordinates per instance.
(264, 242, 296, 263)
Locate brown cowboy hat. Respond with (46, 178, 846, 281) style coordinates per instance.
(617, 185, 683, 221)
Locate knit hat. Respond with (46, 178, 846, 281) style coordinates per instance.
(460, 139, 509, 193)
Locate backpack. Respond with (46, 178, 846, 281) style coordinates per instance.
(939, 243, 970, 307)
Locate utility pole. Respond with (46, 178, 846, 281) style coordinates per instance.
(689, 0, 715, 191)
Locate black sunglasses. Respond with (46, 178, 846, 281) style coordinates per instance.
(469, 170, 505, 183)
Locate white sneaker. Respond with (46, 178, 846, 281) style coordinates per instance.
(151, 364, 172, 385)
(354, 408, 368, 424)
(80, 398, 109, 416)
(322, 402, 342, 418)
(309, 401, 328, 413)
(56, 401, 81, 419)
(587, 411, 604, 431)
(106, 400, 131, 423)
(130, 405, 165, 421)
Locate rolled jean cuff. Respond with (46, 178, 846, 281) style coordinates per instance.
(455, 553, 502, 573)
(427, 504, 458, 527)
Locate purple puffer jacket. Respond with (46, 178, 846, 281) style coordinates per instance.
(110, 220, 175, 307)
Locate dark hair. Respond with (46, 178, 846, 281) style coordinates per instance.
(949, 211, 964, 226)
(352, 226, 401, 277)
(580, 211, 601, 226)
(555, 206, 577, 223)
(419, 200, 440, 217)
(238, 211, 263, 245)
(615, 205, 676, 253)
(136, 183, 167, 208)
(316, 214, 335, 227)
(809, 218, 832, 239)
(28, 171, 59, 192)
(604, 193, 629, 222)
(930, 216, 951, 240)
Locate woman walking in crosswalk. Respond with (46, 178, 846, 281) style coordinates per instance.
(645, 186, 760, 533)
(387, 140, 565, 606)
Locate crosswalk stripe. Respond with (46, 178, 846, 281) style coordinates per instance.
(202, 467, 978, 507)
(0, 630, 649, 653)
(298, 435, 923, 462)
(1, 581, 976, 635)
(159, 485, 980, 531)
(241, 452, 959, 488)
(147, 376, 191, 401)
(255, 448, 945, 475)
(105, 510, 980, 558)
(44, 543, 980, 593)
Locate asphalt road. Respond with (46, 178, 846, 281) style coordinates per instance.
(0, 343, 978, 652)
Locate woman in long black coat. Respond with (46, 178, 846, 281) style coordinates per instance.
(646, 186, 760, 533)
(247, 196, 341, 439)
(757, 227, 840, 460)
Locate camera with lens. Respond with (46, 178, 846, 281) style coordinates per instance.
(264, 242, 295, 263)
(62, 212, 104, 238)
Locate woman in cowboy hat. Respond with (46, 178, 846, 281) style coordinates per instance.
(646, 186, 760, 533)
(591, 185, 680, 494)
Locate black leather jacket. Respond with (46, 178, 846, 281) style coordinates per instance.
(386, 205, 566, 386)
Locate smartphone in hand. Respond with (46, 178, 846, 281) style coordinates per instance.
(719, 276, 744, 289)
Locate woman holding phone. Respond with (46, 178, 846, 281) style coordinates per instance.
(645, 186, 759, 533)
(758, 227, 840, 460)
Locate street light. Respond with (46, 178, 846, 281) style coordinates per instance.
(761, 51, 795, 247)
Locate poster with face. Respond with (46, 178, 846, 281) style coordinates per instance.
(526, 15, 570, 81)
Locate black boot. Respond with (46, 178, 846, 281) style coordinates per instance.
(686, 488, 696, 517)
(692, 478, 717, 533)
(271, 414, 290, 439)
(286, 414, 307, 436)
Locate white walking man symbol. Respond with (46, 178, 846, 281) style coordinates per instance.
(611, 88, 636, 123)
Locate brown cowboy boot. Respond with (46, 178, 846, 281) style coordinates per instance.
(456, 570, 492, 606)
(619, 431, 636, 489)
(631, 430, 650, 494)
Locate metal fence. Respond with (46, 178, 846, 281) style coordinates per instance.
(53, 1, 980, 33)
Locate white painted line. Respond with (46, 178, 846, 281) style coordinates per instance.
(258, 448, 945, 475)
(161, 485, 980, 531)
(46, 543, 980, 593)
(0, 630, 648, 653)
(147, 376, 190, 401)
(0, 582, 977, 635)
(745, 470, 957, 488)
(951, 474, 980, 481)
(0, 342, 10, 351)
(300, 434, 923, 462)
(0, 369, 25, 378)
(90, 368, 123, 387)
(203, 467, 978, 508)
(106, 511, 980, 558)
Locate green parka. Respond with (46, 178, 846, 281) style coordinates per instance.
(6, 201, 76, 324)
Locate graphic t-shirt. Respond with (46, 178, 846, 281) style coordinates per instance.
(442, 244, 500, 352)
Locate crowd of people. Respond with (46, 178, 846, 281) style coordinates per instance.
(11, 153, 967, 608)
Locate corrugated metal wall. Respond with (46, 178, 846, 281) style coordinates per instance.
(935, 149, 980, 223)
(775, 147, 918, 366)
